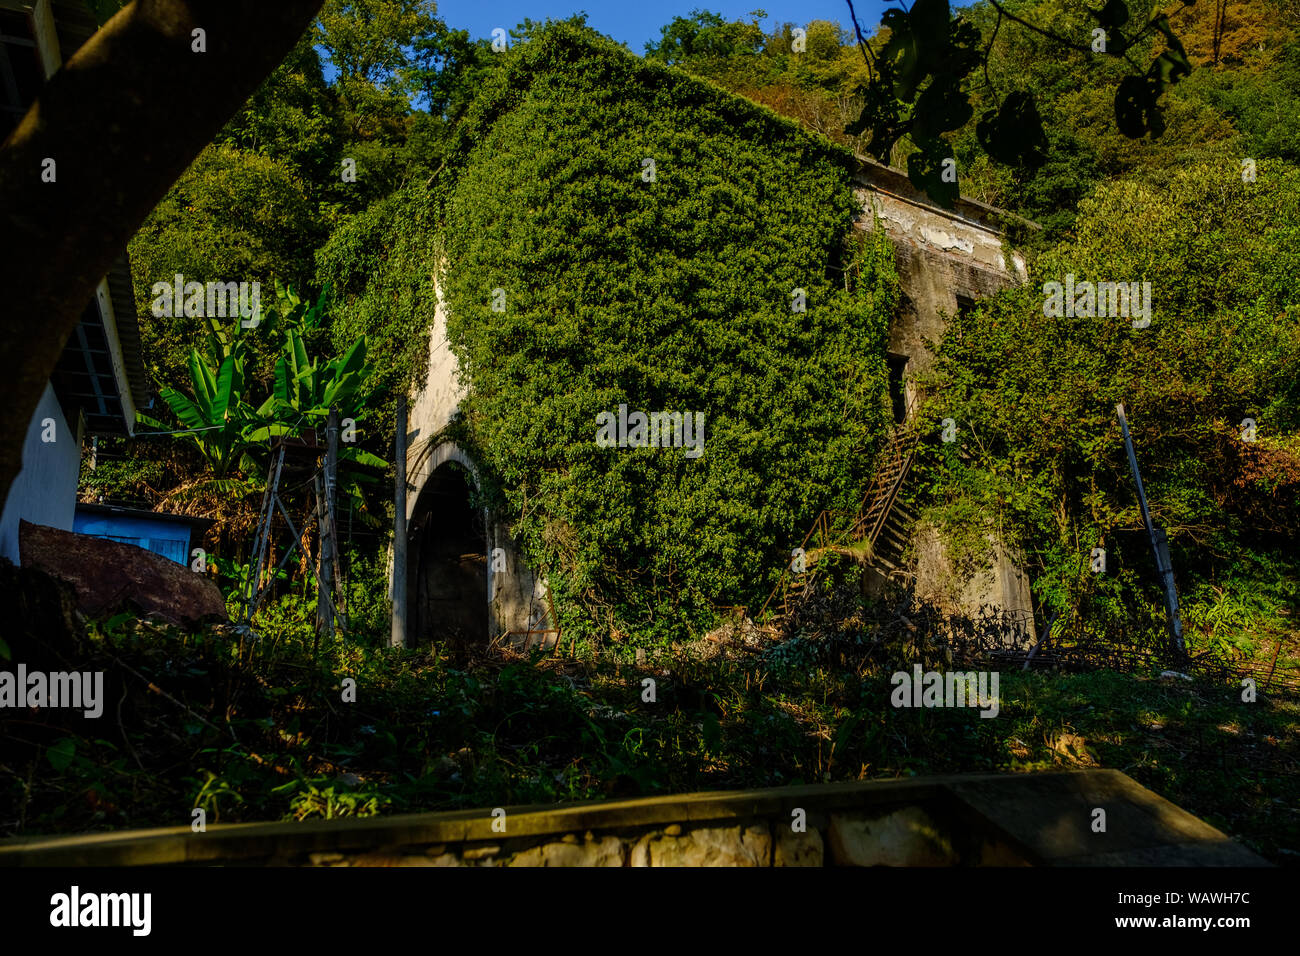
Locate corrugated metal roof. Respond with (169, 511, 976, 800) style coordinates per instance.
(106, 252, 150, 409)
(51, 298, 127, 435)
(74, 502, 216, 532)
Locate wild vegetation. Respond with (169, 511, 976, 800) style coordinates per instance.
(4, 0, 1294, 860)
(4, 573, 1294, 862)
(324, 26, 899, 645)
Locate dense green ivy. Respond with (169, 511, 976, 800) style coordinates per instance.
(317, 179, 441, 448)
(323, 25, 899, 644)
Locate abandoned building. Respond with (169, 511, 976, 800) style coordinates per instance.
(402, 148, 1037, 648)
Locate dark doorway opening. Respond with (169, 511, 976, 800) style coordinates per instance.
(955, 294, 977, 321)
(408, 463, 487, 646)
(886, 352, 909, 425)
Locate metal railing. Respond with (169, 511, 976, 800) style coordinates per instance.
(757, 421, 921, 623)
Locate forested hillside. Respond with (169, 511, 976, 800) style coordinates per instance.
(649, 0, 1300, 239)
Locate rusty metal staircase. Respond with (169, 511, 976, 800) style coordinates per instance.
(757, 421, 920, 626)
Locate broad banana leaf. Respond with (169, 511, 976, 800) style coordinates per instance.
(210, 354, 237, 422)
(159, 388, 210, 430)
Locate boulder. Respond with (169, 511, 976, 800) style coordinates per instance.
(508, 835, 626, 867)
(20, 521, 227, 626)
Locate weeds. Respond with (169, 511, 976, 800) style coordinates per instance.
(1, 579, 1296, 863)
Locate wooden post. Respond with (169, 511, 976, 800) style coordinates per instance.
(392, 396, 408, 649)
(312, 469, 324, 652)
(316, 412, 338, 641)
(327, 407, 343, 634)
(1116, 403, 1185, 659)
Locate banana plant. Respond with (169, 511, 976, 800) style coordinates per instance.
(248, 330, 376, 441)
(248, 289, 387, 523)
(259, 279, 330, 340)
(141, 284, 385, 517)
(138, 319, 261, 486)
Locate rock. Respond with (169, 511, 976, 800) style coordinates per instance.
(828, 807, 955, 866)
(0, 557, 82, 666)
(19, 521, 227, 626)
(308, 852, 345, 866)
(462, 844, 500, 861)
(663, 824, 682, 836)
(775, 826, 823, 867)
(363, 849, 460, 866)
(509, 836, 625, 867)
(630, 824, 771, 866)
(1051, 732, 1097, 766)
(423, 844, 448, 856)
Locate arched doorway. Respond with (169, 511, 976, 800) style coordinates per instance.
(408, 461, 488, 645)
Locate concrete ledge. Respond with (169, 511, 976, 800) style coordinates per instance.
(0, 770, 1268, 867)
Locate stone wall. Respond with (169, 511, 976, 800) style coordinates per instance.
(0, 771, 1266, 867)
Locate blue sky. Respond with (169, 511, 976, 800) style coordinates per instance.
(433, 0, 899, 51)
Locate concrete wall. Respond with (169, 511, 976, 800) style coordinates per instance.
(912, 526, 1036, 641)
(407, 274, 466, 451)
(851, 159, 1027, 380)
(0, 383, 81, 563)
(852, 160, 1036, 638)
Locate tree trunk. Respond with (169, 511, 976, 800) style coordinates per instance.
(0, 0, 323, 509)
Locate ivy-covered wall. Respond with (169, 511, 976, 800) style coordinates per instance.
(322, 25, 900, 646)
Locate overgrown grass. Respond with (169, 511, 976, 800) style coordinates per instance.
(2, 589, 1295, 863)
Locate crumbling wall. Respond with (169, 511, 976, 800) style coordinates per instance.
(853, 159, 1036, 638)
